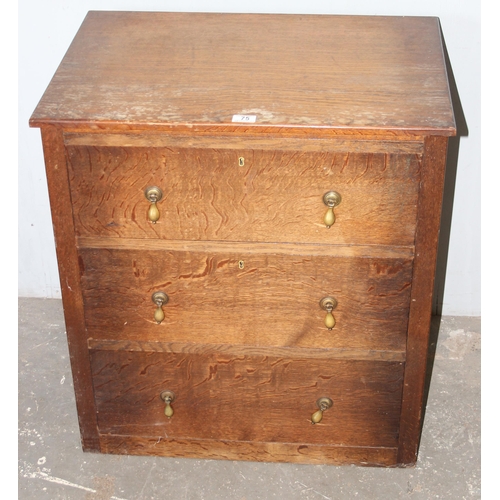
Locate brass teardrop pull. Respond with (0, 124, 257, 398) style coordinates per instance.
(320, 297, 338, 330)
(311, 397, 333, 424)
(323, 191, 342, 228)
(144, 186, 163, 223)
(160, 390, 175, 418)
(152, 291, 169, 324)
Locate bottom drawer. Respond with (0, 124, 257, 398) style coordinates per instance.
(90, 350, 404, 451)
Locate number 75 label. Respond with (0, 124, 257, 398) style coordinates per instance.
(232, 114, 257, 123)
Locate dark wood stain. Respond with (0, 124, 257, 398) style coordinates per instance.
(90, 350, 404, 448)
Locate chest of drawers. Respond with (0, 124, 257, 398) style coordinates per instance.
(30, 11, 455, 466)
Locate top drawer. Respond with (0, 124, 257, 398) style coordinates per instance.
(66, 145, 421, 246)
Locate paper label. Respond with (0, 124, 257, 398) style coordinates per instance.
(232, 114, 257, 123)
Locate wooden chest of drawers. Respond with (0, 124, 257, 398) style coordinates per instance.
(30, 11, 455, 466)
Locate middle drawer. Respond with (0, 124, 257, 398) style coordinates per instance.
(79, 246, 412, 352)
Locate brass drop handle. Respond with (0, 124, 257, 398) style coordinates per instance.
(152, 291, 169, 324)
(320, 297, 338, 330)
(311, 397, 333, 424)
(160, 390, 175, 418)
(144, 186, 163, 223)
(323, 191, 342, 228)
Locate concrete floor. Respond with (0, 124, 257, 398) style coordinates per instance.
(18, 298, 480, 499)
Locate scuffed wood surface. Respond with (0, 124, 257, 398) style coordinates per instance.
(80, 247, 412, 351)
(30, 12, 455, 135)
(67, 146, 421, 246)
(90, 350, 404, 448)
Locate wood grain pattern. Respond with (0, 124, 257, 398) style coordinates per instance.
(40, 125, 100, 451)
(29, 12, 455, 135)
(398, 136, 450, 465)
(79, 247, 412, 351)
(99, 435, 399, 466)
(67, 146, 422, 246)
(87, 339, 406, 362)
(79, 236, 415, 260)
(64, 132, 425, 154)
(29, 12, 457, 467)
(90, 350, 404, 448)
(61, 123, 431, 140)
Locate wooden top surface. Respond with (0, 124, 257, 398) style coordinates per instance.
(30, 11, 456, 135)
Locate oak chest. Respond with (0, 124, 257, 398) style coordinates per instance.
(30, 11, 456, 466)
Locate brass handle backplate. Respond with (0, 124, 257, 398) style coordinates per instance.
(320, 297, 338, 330)
(311, 397, 333, 424)
(160, 390, 175, 418)
(323, 191, 341, 228)
(152, 291, 169, 324)
(145, 186, 163, 223)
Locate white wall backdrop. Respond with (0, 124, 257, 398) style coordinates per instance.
(18, 0, 481, 316)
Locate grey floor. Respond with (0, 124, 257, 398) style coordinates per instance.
(18, 298, 480, 499)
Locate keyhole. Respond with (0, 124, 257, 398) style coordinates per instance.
(238, 157, 245, 167)
(238, 260, 245, 269)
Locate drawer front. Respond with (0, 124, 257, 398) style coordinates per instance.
(80, 247, 412, 352)
(90, 350, 404, 448)
(67, 146, 421, 246)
